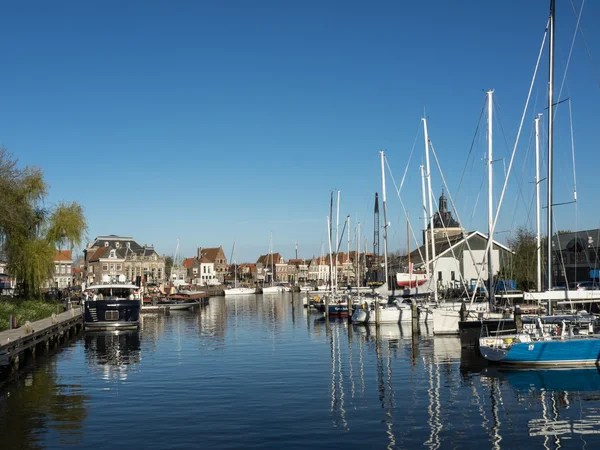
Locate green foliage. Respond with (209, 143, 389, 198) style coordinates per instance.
(0, 148, 88, 298)
(498, 227, 542, 292)
(0, 298, 61, 331)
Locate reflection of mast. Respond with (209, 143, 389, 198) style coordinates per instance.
(425, 356, 441, 449)
(489, 378, 502, 450)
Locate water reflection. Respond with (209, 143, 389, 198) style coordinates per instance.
(2, 294, 600, 448)
(0, 347, 90, 449)
(84, 331, 141, 381)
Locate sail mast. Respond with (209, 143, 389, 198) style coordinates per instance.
(423, 117, 438, 302)
(535, 114, 542, 292)
(487, 89, 494, 306)
(380, 150, 389, 288)
(420, 165, 430, 282)
(547, 0, 555, 307)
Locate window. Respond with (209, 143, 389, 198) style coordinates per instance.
(208, 266, 211, 274)
(102, 264, 108, 271)
(55, 264, 59, 273)
(203, 266, 206, 274)
(117, 264, 122, 271)
(438, 271, 442, 281)
(193, 268, 198, 274)
(451, 271, 455, 281)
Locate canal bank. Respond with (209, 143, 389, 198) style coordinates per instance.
(0, 308, 83, 374)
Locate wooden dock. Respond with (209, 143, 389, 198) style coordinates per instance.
(0, 308, 83, 372)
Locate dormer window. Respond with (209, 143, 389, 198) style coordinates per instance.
(104, 242, 109, 247)
(127, 242, 131, 249)
(115, 242, 120, 249)
(110, 249, 116, 258)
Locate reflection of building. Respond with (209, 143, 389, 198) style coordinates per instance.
(551, 229, 600, 282)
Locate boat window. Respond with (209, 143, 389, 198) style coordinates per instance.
(105, 310, 119, 321)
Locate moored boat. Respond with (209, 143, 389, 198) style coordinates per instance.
(83, 275, 141, 331)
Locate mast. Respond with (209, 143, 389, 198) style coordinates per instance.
(335, 190, 341, 293)
(380, 150, 389, 288)
(535, 114, 542, 292)
(547, 0, 555, 301)
(327, 216, 334, 294)
(423, 117, 438, 302)
(357, 222, 361, 290)
(233, 240, 237, 288)
(487, 89, 494, 306)
(407, 217, 411, 288)
(420, 165, 430, 282)
(270, 232, 274, 285)
(329, 192, 334, 291)
(373, 193, 380, 284)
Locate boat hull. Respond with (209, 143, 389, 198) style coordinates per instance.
(224, 288, 256, 296)
(84, 299, 140, 330)
(482, 338, 600, 366)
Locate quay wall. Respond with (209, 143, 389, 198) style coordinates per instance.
(0, 308, 83, 375)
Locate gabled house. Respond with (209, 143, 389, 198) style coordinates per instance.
(51, 250, 73, 289)
(84, 235, 166, 285)
(197, 246, 228, 282)
(408, 230, 512, 289)
(256, 253, 283, 283)
(287, 258, 308, 283)
(308, 256, 330, 282)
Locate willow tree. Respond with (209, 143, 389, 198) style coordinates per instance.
(0, 148, 87, 298)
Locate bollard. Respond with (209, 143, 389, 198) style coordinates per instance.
(347, 295, 352, 321)
(411, 299, 418, 335)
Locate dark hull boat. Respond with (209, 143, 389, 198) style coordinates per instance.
(83, 278, 141, 331)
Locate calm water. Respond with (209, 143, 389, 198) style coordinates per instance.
(2, 294, 600, 449)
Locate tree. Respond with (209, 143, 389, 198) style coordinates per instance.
(498, 227, 539, 292)
(0, 148, 87, 298)
(164, 255, 174, 281)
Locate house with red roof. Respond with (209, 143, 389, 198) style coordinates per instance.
(51, 249, 73, 288)
(197, 247, 228, 282)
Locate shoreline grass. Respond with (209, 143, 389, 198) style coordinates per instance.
(0, 298, 63, 332)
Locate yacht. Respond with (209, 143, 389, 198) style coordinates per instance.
(83, 275, 141, 330)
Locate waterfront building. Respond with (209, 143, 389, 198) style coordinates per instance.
(184, 256, 217, 286)
(197, 247, 228, 282)
(408, 231, 512, 290)
(551, 229, 600, 283)
(84, 235, 166, 285)
(423, 190, 463, 247)
(50, 250, 73, 289)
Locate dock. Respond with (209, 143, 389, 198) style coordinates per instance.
(0, 308, 83, 372)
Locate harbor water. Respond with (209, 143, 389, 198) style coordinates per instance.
(1, 293, 600, 449)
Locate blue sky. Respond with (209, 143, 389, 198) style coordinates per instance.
(1, 1, 599, 262)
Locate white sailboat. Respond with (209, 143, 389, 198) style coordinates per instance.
(224, 240, 256, 296)
(262, 233, 291, 294)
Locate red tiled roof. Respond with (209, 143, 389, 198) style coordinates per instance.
(89, 246, 108, 261)
(183, 257, 196, 269)
(199, 247, 222, 263)
(288, 258, 303, 265)
(55, 249, 72, 261)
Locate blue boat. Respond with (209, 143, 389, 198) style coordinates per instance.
(481, 336, 600, 366)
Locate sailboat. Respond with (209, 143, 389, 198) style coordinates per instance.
(262, 233, 291, 294)
(479, 0, 600, 366)
(355, 151, 413, 324)
(224, 240, 256, 296)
